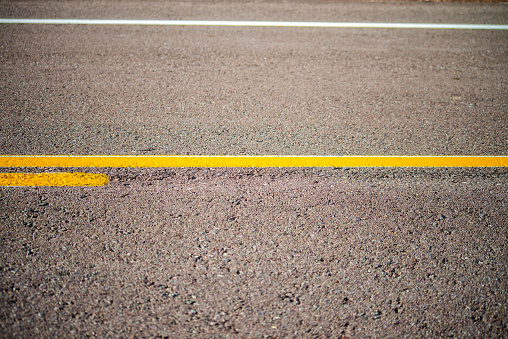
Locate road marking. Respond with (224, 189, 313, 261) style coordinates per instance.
(0, 156, 506, 168)
(0, 19, 507, 30)
(0, 172, 109, 187)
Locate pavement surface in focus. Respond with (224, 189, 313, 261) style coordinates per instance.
(0, 1, 507, 338)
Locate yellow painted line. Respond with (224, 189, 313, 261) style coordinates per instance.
(0, 155, 506, 168)
(0, 172, 109, 187)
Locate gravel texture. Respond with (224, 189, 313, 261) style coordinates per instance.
(0, 1, 507, 337)
(1, 167, 507, 337)
(0, 2, 507, 156)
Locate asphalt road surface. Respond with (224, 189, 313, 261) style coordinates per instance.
(1, 1, 507, 338)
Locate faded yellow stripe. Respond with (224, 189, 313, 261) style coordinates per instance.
(0, 172, 109, 186)
(0, 156, 506, 168)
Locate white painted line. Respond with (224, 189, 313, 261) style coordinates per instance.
(0, 19, 507, 30)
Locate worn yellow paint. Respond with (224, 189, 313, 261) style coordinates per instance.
(0, 172, 109, 186)
(0, 155, 506, 168)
